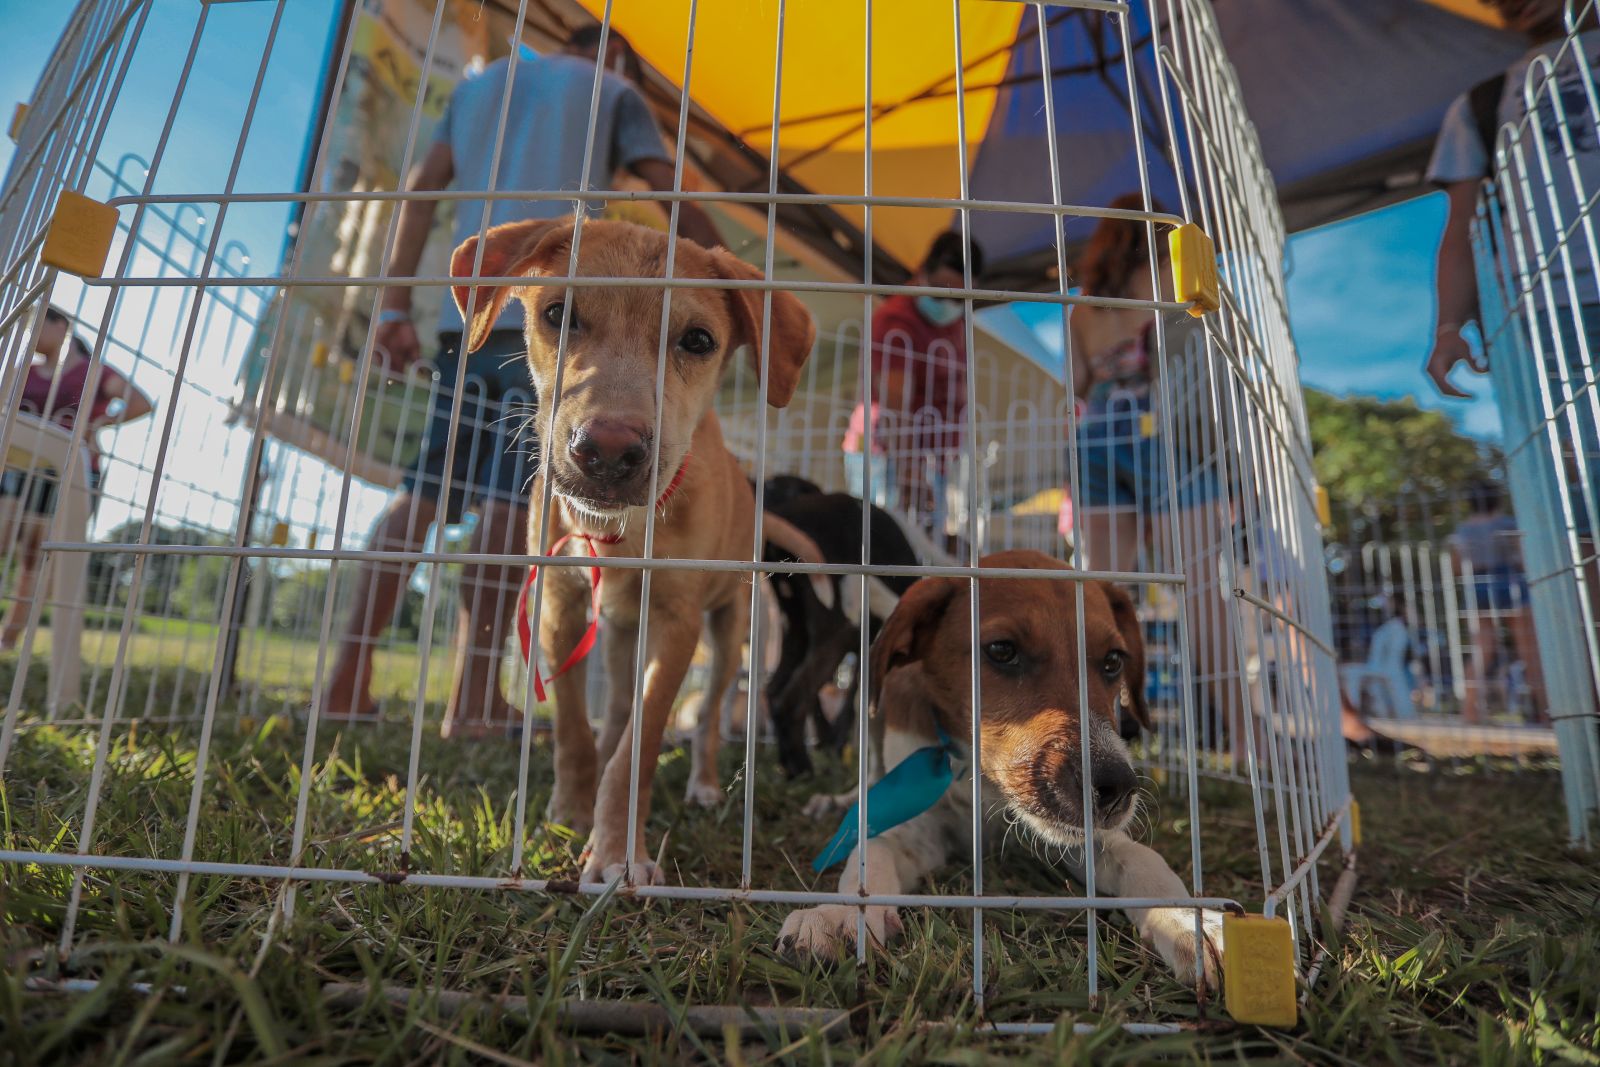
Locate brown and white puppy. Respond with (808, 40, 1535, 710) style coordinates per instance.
(451, 216, 815, 885)
(779, 549, 1224, 987)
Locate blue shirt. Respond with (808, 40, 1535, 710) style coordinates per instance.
(434, 53, 669, 334)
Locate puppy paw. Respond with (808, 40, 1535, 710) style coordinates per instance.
(1142, 907, 1225, 991)
(579, 848, 666, 887)
(776, 904, 901, 961)
(801, 789, 857, 821)
(684, 777, 723, 808)
(594, 860, 666, 887)
(545, 790, 595, 836)
(578, 831, 662, 886)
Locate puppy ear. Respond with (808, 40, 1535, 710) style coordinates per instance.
(708, 249, 816, 408)
(450, 216, 574, 353)
(867, 576, 957, 709)
(1102, 582, 1152, 731)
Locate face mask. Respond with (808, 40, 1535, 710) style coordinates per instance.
(915, 295, 963, 327)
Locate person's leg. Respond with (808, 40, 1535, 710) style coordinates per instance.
(0, 519, 44, 649)
(1511, 604, 1547, 723)
(442, 497, 529, 736)
(1176, 500, 1240, 750)
(1465, 585, 1491, 726)
(1463, 607, 1496, 725)
(1075, 401, 1141, 573)
(320, 492, 437, 718)
(441, 330, 541, 736)
(322, 335, 468, 718)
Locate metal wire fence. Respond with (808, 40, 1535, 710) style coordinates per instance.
(1472, 0, 1600, 844)
(0, 0, 1352, 1030)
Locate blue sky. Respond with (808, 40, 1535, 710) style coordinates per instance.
(0, 1, 337, 274)
(1286, 195, 1500, 438)
(0, 4, 1499, 441)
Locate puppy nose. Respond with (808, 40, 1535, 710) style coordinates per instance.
(1090, 759, 1137, 819)
(569, 419, 649, 481)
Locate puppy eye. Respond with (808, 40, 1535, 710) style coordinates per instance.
(983, 640, 1018, 667)
(678, 327, 716, 355)
(542, 301, 579, 331)
(1101, 651, 1127, 679)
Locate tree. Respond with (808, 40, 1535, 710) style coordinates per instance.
(1303, 389, 1500, 544)
(89, 520, 209, 617)
(270, 566, 330, 634)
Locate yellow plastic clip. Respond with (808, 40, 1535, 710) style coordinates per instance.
(1314, 485, 1332, 527)
(306, 530, 318, 551)
(1138, 412, 1156, 438)
(42, 191, 119, 278)
(1349, 800, 1362, 848)
(338, 359, 356, 385)
(1169, 223, 1220, 318)
(9, 102, 29, 142)
(1222, 913, 1297, 1028)
(269, 521, 291, 547)
(310, 341, 330, 368)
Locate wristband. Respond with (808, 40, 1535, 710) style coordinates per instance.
(377, 308, 412, 325)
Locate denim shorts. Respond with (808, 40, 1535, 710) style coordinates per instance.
(1471, 571, 1529, 612)
(401, 330, 540, 525)
(1074, 388, 1217, 514)
(0, 465, 102, 517)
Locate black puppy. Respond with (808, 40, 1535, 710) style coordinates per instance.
(761, 474, 827, 511)
(762, 483, 921, 777)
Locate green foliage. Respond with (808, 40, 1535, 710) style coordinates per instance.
(1304, 389, 1500, 542)
(267, 565, 329, 633)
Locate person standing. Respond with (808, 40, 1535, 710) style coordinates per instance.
(320, 27, 720, 737)
(2, 306, 152, 649)
(841, 231, 981, 544)
(1450, 480, 1546, 722)
(1426, 2, 1600, 530)
(1068, 197, 1238, 749)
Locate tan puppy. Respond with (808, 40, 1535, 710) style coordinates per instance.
(451, 217, 815, 884)
(780, 549, 1224, 988)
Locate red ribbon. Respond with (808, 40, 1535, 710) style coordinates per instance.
(515, 455, 692, 702)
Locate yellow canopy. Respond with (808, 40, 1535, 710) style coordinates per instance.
(574, 0, 1520, 276)
(579, 0, 1024, 267)
(1422, 0, 1504, 27)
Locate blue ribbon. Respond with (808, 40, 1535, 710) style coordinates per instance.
(813, 725, 961, 872)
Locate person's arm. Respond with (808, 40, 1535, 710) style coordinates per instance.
(1068, 304, 1094, 401)
(1426, 179, 1483, 399)
(377, 139, 455, 369)
(630, 158, 722, 250)
(96, 370, 152, 426)
(610, 86, 722, 249)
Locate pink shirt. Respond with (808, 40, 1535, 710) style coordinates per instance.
(17, 357, 122, 472)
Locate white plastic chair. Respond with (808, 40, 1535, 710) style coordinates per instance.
(1341, 616, 1417, 720)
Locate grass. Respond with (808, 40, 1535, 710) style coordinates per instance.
(0, 685, 1596, 1064)
(5, 629, 455, 722)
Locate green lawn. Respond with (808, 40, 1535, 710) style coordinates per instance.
(0, 701, 1594, 1064)
(5, 627, 455, 721)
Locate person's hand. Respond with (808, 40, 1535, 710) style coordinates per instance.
(375, 311, 421, 373)
(1425, 328, 1480, 399)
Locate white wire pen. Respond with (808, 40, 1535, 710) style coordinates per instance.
(0, 0, 1379, 1033)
